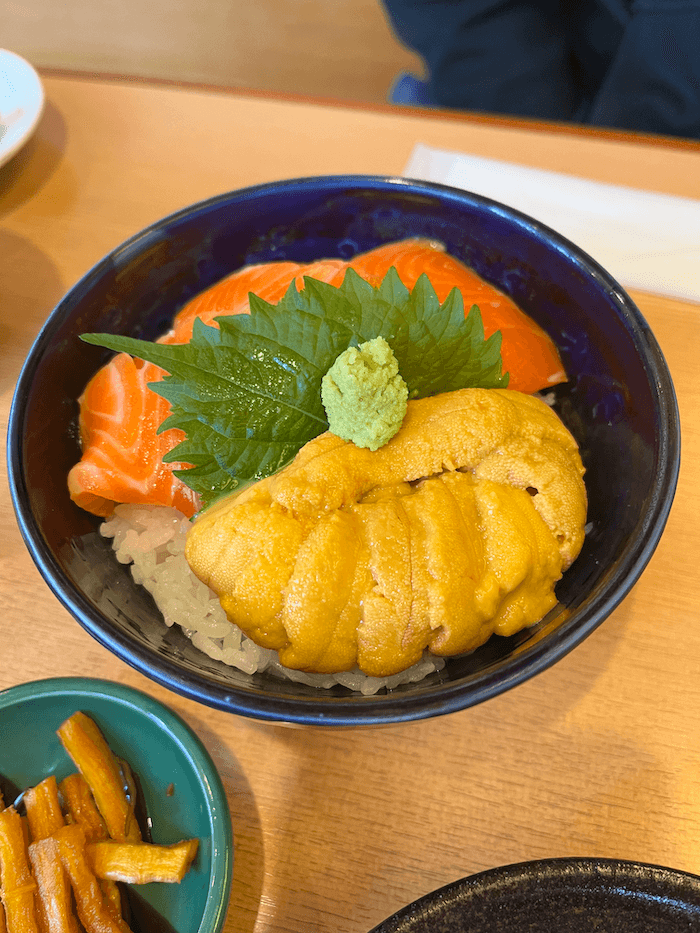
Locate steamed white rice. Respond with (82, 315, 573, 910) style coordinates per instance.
(100, 504, 445, 695)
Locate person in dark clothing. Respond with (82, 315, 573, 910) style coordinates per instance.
(382, 0, 700, 139)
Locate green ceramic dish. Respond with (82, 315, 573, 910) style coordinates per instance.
(0, 677, 232, 933)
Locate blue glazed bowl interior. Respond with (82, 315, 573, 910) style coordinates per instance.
(0, 678, 232, 933)
(7, 175, 680, 725)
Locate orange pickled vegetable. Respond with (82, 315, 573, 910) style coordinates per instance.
(59, 774, 124, 927)
(27, 837, 80, 933)
(53, 825, 131, 933)
(87, 839, 199, 885)
(0, 808, 40, 933)
(59, 775, 108, 844)
(24, 777, 64, 842)
(0, 792, 5, 933)
(56, 714, 140, 844)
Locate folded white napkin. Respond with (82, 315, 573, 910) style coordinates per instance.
(404, 143, 700, 303)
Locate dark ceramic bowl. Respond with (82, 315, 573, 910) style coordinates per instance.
(7, 175, 680, 725)
(368, 858, 700, 931)
(0, 677, 232, 933)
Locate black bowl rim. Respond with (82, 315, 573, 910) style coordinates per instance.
(7, 174, 681, 725)
(367, 856, 700, 931)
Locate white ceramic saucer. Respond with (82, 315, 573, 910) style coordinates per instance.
(0, 49, 45, 168)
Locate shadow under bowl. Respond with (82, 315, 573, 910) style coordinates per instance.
(7, 175, 680, 725)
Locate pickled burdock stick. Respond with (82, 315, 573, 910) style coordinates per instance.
(98, 879, 125, 933)
(87, 839, 199, 884)
(53, 824, 132, 933)
(0, 792, 5, 933)
(60, 775, 107, 844)
(59, 773, 127, 923)
(25, 777, 75, 933)
(28, 837, 80, 933)
(56, 713, 141, 844)
(24, 776, 64, 841)
(0, 807, 40, 933)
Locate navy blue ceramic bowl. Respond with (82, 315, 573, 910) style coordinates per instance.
(369, 858, 700, 931)
(7, 175, 680, 725)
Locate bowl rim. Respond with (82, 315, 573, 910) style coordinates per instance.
(6, 174, 682, 725)
(0, 676, 233, 933)
(368, 856, 700, 931)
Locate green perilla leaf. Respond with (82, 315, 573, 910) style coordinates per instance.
(81, 266, 508, 509)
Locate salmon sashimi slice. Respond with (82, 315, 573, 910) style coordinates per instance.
(348, 240, 566, 394)
(161, 258, 349, 344)
(68, 354, 200, 518)
(68, 239, 566, 518)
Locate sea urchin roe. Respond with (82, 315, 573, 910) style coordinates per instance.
(321, 337, 408, 451)
(185, 388, 587, 678)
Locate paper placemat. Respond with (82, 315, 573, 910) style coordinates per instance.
(404, 143, 700, 304)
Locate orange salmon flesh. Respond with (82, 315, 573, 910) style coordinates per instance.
(68, 239, 566, 518)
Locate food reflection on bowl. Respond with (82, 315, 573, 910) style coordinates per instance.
(7, 175, 680, 725)
(0, 678, 232, 933)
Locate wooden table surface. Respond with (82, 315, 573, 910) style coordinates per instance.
(2, 74, 700, 933)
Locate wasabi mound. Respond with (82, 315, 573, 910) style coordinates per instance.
(321, 336, 408, 451)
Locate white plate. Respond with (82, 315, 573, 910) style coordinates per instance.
(0, 49, 45, 168)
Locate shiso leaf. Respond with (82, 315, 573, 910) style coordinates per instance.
(81, 266, 509, 509)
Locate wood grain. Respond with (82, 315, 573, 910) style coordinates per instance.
(2, 0, 421, 104)
(1, 76, 699, 933)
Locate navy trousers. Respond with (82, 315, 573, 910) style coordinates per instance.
(382, 0, 700, 138)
